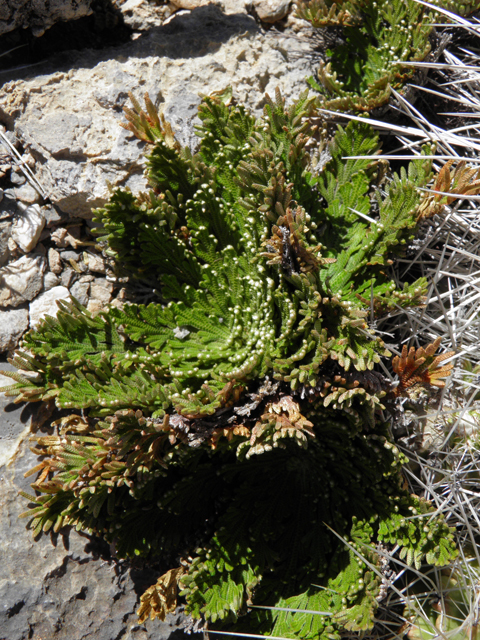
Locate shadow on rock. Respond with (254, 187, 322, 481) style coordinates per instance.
(0, 5, 259, 82)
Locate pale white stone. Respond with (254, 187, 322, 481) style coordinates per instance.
(84, 252, 105, 273)
(29, 286, 70, 328)
(0, 255, 46, 307)
(11, 204, 45, 253)
(253, 0, 290, 22)
(0, 306, 29, 352)
(170, 0, 221, 8)
(13, 184, 41, 204)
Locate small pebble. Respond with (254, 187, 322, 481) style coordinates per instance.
(84, 252, 105, 274)
(61, 250, 80, 262)
(43, 272, 60, 291)
(11, 204, 45, 252)
(70, 281, 90, 306)
(48, 248, 62, 274)
(44, 206, 64, 227)
(61, 268, 76, 288)
(10, 169, 26, 186)
(14, 184, 40, 204)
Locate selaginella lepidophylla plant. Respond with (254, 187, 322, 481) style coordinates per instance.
(296, 0, 480, 112)
(2, 89, 471, 638)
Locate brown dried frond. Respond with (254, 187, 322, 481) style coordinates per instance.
(418, 160, 480, 219)
(137, 567, 185, 624)
(209, 425, 251, 450)
(248, 395, 315, 454)
(392, 337, 454, 398)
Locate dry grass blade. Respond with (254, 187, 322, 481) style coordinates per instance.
(0, 130, 46, 200)
(367, 13, 480, 636)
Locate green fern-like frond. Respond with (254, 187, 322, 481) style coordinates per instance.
(298, 0, 480, 111)
(5, 90, 460, 639)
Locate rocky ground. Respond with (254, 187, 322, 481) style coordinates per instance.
(0, 2, 319, 638)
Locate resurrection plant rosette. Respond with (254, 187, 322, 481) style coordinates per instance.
(0, 89, 464, 638)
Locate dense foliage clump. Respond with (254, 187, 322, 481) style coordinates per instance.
(297, 0, 480, 111)
(1, 89, 463, 638)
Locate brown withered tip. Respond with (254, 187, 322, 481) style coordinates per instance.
(392, 337, 454, 399)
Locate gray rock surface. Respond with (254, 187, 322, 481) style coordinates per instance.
(11, 204, 45, 253)
(12, 183, 41, 204)
(0, 0, 94, 37)
(0, 367, 33, 470)
(0, 307, 29, 353)
(83, 252, 105, 273)
(170, 0, 223, 8)
(43, 271, 61, 290)
(114, 0, 174, 30)
(48, 247, 63, 274)
(87, 280, 113, 313)
(0, 220, 12, 267)
(0, 6, 315, 217)
(70, 280, 90, 306)
(0, 190, 17, 219)
(0, 254, 46, 307)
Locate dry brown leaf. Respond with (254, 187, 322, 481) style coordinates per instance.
(137, 566, 185, 624)
(392, 337, 454, 398)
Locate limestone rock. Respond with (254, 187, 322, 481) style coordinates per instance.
(70, 280, 90, 306)
(51, 227, 80, 248)
(170, 0, 222, 8)
(43, 271, 61, 290)
(61, 250, 80, 262)
(29, 285, 70, 328)
(0, 6, 315, 217)
(169, 0, 250, 11)
(0, 255, 46, 307)
(0, 306, 29, 352)
(61, 268, 76, 288)
(87, 281, 113, 314)
(0, 219, 12, 267)
(114, 0, 173, 30)
(0, 365, 34, 470)
(0, 0, 94, 37)
(10, 168, 26, 185)
(12, 184, 41, 204)
(0, 190, 17, 219)
(48, 247, 63, 274)
(83, 252, 105, 273)
(11, 204, 45, 253)
(253, 0, 290, 22)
